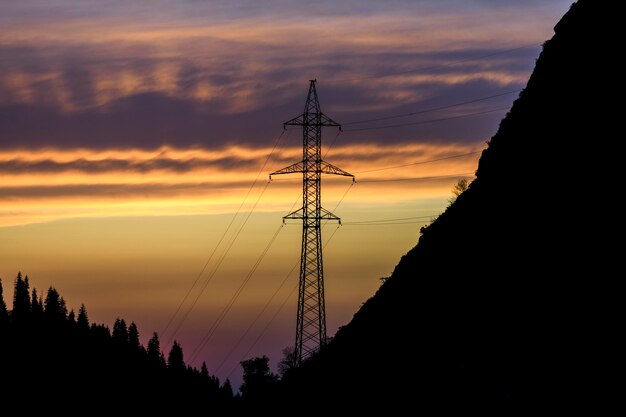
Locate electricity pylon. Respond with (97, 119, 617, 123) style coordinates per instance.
(270, 80, 353, 364)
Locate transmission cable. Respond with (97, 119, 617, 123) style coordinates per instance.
(161, 130, 288, 341)
(189, 223, 285, 364)
(353, 151, 481, 174)
(165, 179, 272, 348)
(343, 89, 521, 126)
(225, 223, 343, 381)
(343, 221, 432, 226)
(221, 183, 353, 377)
(358, 172, 474, 183)
(325, 42, 541, 84)
(342, 214, 439, 224)
(343, 106, 509, 132)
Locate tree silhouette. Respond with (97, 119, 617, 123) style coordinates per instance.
(112, 318, 128, 343)
(67, 309, 75, 324)
(240, 356, 278, 400)
(448, 178, 470, 205)
(31, 288, 44, 321)
(200, 362, 210, 380)
(77, 304, 89, 331)
(44, 287, 67, 323)
(168, 340, 185, 372)
(220, 379, 234, 401)
(1, 275, 235, 409)
(0, 278, 8, 326)
(278, 346, 297, 376)
(12, 272, 31, 323)
(147, 332, 161, 362)
(128, 321, 140, 349)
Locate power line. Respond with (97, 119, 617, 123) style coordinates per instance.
(210, 189, 311, 373)
(220, 183, 353, 378)
(342, 214, 439, 224)
(226, 275, 298, 381)
(323, 91, 509, 164)
(189, 223, 285, 364)
(226, 223, 343, 381)
(213, 254, 299, 375)
(323, 130, 342, 159)
(343, 89, 521, 126)
(161, 130, 290, 345)
(353, 151, 481, 174)
(165, 180, 272, 348)
(343, 221, 431, 226)
(358, 172, 474, 183)
(332, 181, 354, 212)
(325, 42, 541, 84)
(343, 106, 509, 132)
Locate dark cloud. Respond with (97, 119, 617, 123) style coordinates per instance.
(0, 181, 253, 200)
(0, 155, 262, 175)
(0, 1, 569, 153)
(0, 92, 295, 149)
(0, 56, 524, 151)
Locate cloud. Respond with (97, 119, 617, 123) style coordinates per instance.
(0, 141, 479, 226)
(0, 0, 566, 152)
(0, 0, 571, 228)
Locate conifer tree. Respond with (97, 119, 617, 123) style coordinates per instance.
(147, 332, 161, 362)
(31, 288, 44, 321)
(168, 340, 185, 372)
(112, 318, 128, 343)
(12, 272, 31, 323)
(0, 278, 8, 325)
(44, 287, 67, 322)
(128, 322, 140, 349)
(77, 304, 89, 331)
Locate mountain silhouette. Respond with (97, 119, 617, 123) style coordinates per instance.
(277, 0, 615, 412)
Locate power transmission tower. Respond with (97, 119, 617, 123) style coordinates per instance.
(270, 80, 354, 364)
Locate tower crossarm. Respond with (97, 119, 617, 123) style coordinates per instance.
(270, 161, 305, 178)
(269, 160, 353, 179)
(282, 207, 341, 222)
(320, 161, 354, 178)
(283, 113, 341, 128)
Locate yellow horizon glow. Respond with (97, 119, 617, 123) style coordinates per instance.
(0, 143, 481, 227)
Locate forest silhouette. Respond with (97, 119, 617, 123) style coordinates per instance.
(0, 273, 235, 411)
(1, 0, 614, 412)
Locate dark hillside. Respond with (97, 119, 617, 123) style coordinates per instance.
(279, 0, 616, 411)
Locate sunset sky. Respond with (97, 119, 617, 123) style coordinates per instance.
(0, 0, 573, 386)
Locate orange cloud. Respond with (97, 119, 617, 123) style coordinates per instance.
(0, 143, 480, 226)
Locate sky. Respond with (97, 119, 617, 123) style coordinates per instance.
(0, 0, 573, 387)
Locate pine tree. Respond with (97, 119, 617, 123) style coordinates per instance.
(12, 272, 31, 324)
(128, 322, 140, 349)
(168, 340, 185, 372)
(31, 288, 44, 321)
(44, 287, 67, 323)
(200, 362, 210, 381)
(0, 278, 8, 325)
(67, 309, 76, 324)
(77, 304, 89, 331)
(147, 332, 161, 362)
(220, 379, 234, 401)
(112, 318, 128, 343)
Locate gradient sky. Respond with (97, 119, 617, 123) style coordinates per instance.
(0, 0, 573, 387)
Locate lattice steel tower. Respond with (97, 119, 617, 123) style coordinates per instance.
(270, 80, 353, 364)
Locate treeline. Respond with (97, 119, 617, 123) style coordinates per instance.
(0, 272, 233, 411)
